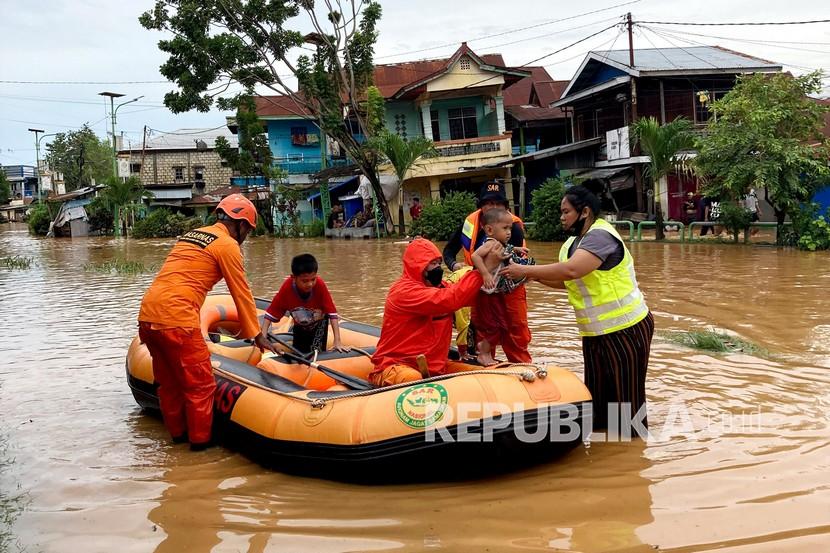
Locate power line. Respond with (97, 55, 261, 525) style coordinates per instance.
(523, 23, 622, 66)
(645, 25, 824, 73)
(636, 19, 830, 26)
(645, 26, 830, 55)
(0, 93, 166, 107)
(0, 80, 169, 85)
(376, 15, 622, 77)
(427, 23, 621, 101)
(375, 0, 641, 61)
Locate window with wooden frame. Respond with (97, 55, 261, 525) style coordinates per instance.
(447, 106, 478, 140)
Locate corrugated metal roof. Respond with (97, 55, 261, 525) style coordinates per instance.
(255, 95, 313, 118)
(593, 46, 780, 73)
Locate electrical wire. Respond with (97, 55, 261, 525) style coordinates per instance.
(0, 80, 170, 85)
(646, 26, 830, 55)
(375, 0, 641, 61)
(636, 19, 830, 26)
(645, 25, 826, 73)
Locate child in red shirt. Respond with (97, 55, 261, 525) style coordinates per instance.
(260, 254, 348, 354)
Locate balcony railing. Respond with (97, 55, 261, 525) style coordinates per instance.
(273, 156, 349, 175)
(512, 144, 538, 156)
(432, 134, 512, 159)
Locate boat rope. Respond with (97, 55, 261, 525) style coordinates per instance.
(213, 363, 549, 408)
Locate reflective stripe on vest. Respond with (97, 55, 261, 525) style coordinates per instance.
(559, 218, 648, 337)
(461, 210, 526, 265)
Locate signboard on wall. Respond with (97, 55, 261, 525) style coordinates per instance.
(606, 126, 630, 161)
(117, 158, 131, 178)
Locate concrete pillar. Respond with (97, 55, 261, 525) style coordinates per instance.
(420, 101, 433, 140)
(495, 95, 505, 135)
(430, 177, 442, 201)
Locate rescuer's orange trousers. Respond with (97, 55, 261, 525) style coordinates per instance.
(501, 285, 532, 363)
(138, 323, 215, 445)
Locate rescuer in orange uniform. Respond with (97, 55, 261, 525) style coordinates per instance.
(138, 194, 275, 450)
(369, 238, 487, 386)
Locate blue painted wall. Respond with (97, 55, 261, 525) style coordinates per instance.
(266, 118, 323, 173)
(813, 185, 830, 214)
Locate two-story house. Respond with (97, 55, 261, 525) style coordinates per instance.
(256, 43, 530, 228)
(117, 128, 237, 210)
(551, 46, 781, 218)
(493, 46, 782, 219)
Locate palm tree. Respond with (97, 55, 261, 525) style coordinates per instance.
(369, 132, 437, 235)
(99, 176, 154, 236)
(631, 117, 696, 240)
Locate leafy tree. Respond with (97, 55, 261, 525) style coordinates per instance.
(369, 132, 436, 234)
(695, 72, 830, 243)
(0, 170, 11, 204)
(631, 116, 695, 240)
(44, 125, 114, 191)
(215, 94, 274, 179)
(527, 176, 569, 241)
(139, 0, 390, 224)
(98, 176, 154, 236)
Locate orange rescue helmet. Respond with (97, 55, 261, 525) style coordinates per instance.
(216, 194, 257, 228)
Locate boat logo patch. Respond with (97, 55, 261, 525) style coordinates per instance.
(179, 230, 218, 248)
(395, 383, 448, 428)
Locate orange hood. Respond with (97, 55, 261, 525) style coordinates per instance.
(401, 238, 442, 283)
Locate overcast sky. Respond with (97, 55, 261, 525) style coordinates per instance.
(1, 0, 828, 167)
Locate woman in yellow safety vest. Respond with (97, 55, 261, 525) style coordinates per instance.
(501, 179, 654, 432)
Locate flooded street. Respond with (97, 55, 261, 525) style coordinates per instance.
(1, 222, 829, 552)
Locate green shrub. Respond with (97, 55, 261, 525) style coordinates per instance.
(717, 201, 752, 243)
(527, 176, 568, 241)
(307, 218, 325, 237)
(86, 196, 114, 234)
(131, 208, 203, 238)
(410, 191, 476, 241)
(791, 204, 830, 251)
(26, 203, 51, 236)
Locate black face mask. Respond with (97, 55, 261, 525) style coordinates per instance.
(567, 215, 588, 236)
(425, 266, 444, 287)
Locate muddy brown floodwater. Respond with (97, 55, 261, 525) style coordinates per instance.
(1, 223, 829, 552)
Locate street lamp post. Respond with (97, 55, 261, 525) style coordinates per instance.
(99, 92, 143, 237)
(27, 128, 45, 201)
(99, 92, 124, 178)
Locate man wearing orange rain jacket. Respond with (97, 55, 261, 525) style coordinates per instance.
(369, 238, 486, 387)
(138, 194, 275, 450)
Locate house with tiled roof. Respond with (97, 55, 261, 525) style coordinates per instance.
(255, 43, 530, 229)
(488, 45, 783, 219)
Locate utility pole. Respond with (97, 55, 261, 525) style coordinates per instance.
(626, 12, 645, 212)
(28, 128, 45, 202)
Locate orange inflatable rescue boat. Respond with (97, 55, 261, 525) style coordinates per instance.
(126, 294, 592, 480)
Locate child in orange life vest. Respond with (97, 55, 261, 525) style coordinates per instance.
(470, 208, 533, 365)
(260, 254, 349, 354)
